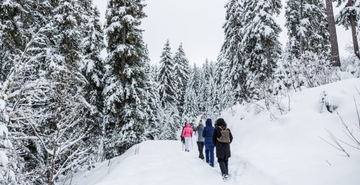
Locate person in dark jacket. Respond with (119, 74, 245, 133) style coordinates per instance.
(212, 118, 233, 180)
(202, 118, 214, 167)
(194, 119, 205, 159)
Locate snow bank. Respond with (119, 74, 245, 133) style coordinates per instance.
(66, 79, 360, 185)
(223, 78, 360, 185)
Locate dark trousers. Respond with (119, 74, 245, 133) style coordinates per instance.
(218, 158, 229, 176)
(205, 145, 214, 167)
(197, 142, 204, 159)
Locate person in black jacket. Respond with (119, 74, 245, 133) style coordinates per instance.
(212, 118, 233, 180)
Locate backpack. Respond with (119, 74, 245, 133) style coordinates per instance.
(217, 126, 230, 143)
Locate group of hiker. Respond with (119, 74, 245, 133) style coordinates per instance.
(180, 118, 233, 180)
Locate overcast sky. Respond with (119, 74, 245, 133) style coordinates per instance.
(93, 0, 351, 66)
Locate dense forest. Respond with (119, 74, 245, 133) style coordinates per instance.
(0, 0, 359, 184)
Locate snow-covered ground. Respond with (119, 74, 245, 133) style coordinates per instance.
(63, 78, 360, 185)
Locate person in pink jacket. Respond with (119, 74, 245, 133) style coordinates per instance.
(182, 122, 193, 152)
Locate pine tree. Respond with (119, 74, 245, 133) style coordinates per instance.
(158, 40, 178, 108)
(208, 61, 218, 117)
(191, 64, 203, 102)
(143, 61, 161, 140)
(240, 0, 282, 99)
(173, 43, 190, 118)
(157, 40, 181, 139)
(285, 0, 330, 59)
(183, 67, 199, 124)
(0, 0, 34, 81)
(324, 0, 341, 66)
(218, 0, 251, 104)
(200, 59, 216, 118)
(214, 54, 230, 113)
(78, 0, 106, 163)
(280, 0, 334, 93)
(334, 0, 360, 59)
(103, 0, 150, 158)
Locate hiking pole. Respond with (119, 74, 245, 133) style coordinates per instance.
(191, 136, 194, 149)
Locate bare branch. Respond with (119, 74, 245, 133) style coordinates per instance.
(336, 110, 360, 147)
(353, 95, 360, 129)
(23, 111, 52, 154)
(337, 131, 360, 150)
(320, 128, 350, 157)
(355, 86, 360, 96)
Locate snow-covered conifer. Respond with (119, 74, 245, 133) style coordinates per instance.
(199, 59, 216, 118)
(157, 40, 182, 139)
(334, 0, 360, 58)
(239, 0, 282, 99)
(158, 40, 178, 108)
(285, 0, 330, 59)
(183, 68, 199, 124)
(0, 0, 35, 81)
(77, 0, 106, 162)
(174, 43, 190, 118)
(103, 0, 150, 158)
(218, 0, 256, 104)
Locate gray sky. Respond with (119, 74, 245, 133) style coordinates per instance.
(93, 0, 227, 65)
(93, 0, 351, 65)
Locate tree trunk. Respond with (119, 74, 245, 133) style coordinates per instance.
(121, 0, 127, 87)
(348, 0, 360, 59)
(299, 0, 304, 55)
(121, 28, 126, 86)
(325, 0, 341, 67)
(121, 0, 127, 109)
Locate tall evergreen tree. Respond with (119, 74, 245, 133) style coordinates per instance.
(199, 59, 213, 118)
(157, 40, 181, 139)
(78, 0, 106, 162)
(285, 0, 330, 59)
(240, 0, 282, 99)
(324, 0, 341, 66)
(173, 43, 190, 118)
(334, 0, 360, 59)
(191, 64, 203, 102)
(280, 0, 334, 93)
(214, 54, 230, 113)
(183, 67, 199, 123)
(143, 61, 161, 140)
(218, 0, 247, 104)
(0, 0, 34, 81)
(158, 40, 178, 108)
(103, 0, 150, 158)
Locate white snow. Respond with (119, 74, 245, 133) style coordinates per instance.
(63, 78, 360, 185)
(0, 99, 5, 111)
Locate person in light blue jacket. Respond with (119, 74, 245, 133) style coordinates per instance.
(202, 118, 214, 167)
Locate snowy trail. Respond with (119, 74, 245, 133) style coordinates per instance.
(95, 140, 228, 185)
(66, 139, 279, 185)
(62, 79, 360, 185)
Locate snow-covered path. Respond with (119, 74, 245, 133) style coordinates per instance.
(67, 139, 278, 185)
